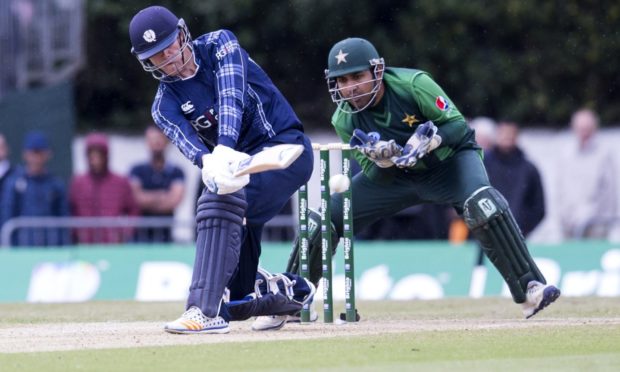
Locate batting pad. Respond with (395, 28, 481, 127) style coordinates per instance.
(464, 187, 546, 303)
(187, 190, 247, 318)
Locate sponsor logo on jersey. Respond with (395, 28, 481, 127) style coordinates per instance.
(435, 96, 450, 111)
(143, 29, 157, 43)
(215, 41, 239, 60)
(190, 108, 218, 130)
(181, 101, 195, 114)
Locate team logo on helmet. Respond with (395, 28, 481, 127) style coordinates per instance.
(335, 49, 349, 65)
(435, 96, 450, 111)
(143, 29, 157, 43)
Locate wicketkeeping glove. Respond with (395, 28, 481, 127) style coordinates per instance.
(349, 129, 403, 168)
(392, 121, 442, 168)
(202, 145, 251, 195)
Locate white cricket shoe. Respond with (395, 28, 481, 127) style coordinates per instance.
(522, 281, 561, 319)
(251, 277, 317, 331)
(164, 306, 230, 334)
(252, 309, 319, 331)
(251, 315, 288, 331)
(286, 307, 319, 324)
(251, 307, 319, 331)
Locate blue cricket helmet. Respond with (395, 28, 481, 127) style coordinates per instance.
(129, 5, 180, 60)
(129, 5, 195, 82)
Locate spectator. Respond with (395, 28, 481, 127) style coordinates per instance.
(556, 109, 617, 239)
(129, 125, 185, 242)
(484, 121, 545, 237)
(0, 133, 16, 200)
(469, 116, 497, 152)
(69, 133, 139, 243)
(0, 131, 69, 246)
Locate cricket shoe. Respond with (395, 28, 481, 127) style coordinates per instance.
(164, 306, 230, 334)
(251, 277, 316, 331)
(251, 308, 318, 331)
(251, 315, 288, 331)
(522, 281, 561, 319)
(286, 307, 319, 324)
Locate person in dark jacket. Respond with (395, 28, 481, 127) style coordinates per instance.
(1, 131, 69, 246)
(484, 121, 545, 237)
(0, 133, 16, 204)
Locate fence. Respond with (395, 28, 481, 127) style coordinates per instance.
(0, 0, 84, 99)
(1, 211, 617, 247)
(0, 214, 297, 247)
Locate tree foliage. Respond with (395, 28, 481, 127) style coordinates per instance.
(76, 0, 620, 132)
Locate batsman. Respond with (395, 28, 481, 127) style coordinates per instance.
(129, 6, 316, 334)
(286, 37, 560, 324)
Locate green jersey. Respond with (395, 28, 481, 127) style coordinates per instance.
(331, 67, 476, 181)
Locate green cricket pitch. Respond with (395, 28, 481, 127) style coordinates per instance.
(1, 297, 619, 371)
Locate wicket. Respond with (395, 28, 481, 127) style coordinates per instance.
(298, 143, 357, 323)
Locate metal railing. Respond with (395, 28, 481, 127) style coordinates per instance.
(573, 216, 620, 239)
(0, 215, 297, 247)
(0, 216, 193, 247)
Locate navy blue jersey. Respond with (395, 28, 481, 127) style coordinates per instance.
(151, 29, 303, 167)
(129, 163, 185, 192)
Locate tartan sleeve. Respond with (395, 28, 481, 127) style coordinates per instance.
(205, 30, 249, 148)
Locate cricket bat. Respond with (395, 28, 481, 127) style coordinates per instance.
(231, 144, 304, 177)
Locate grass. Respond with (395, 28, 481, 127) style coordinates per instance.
(1, 297, 619, 371)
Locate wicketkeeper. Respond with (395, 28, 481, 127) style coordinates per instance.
(281, 37, 560, 329)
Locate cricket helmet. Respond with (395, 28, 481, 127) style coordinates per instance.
(324, 38, 385, 113)
(129, 6, 194, 82)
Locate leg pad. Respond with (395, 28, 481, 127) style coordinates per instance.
(464, 187, 545, 303)
(187, 190, 247, 317)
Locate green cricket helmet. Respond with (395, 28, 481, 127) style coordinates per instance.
(324, 37, 385, 113)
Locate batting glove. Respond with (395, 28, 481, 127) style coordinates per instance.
(202, 145, 251, 194)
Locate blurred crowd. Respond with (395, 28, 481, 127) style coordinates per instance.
(0, 108, 617, 247)
(0, 125, 186, 246)
(343, 107, 617, 243)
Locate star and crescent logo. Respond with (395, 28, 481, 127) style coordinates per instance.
(143, 29, 157, 43)
(335, 49, 349, 65)
(401, 113, 420, 127)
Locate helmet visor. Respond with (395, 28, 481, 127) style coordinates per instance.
(137, 20, 195, 82)
(326, 60, 384, 114)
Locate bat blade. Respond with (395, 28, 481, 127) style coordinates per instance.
(232, 144, 304, 177)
